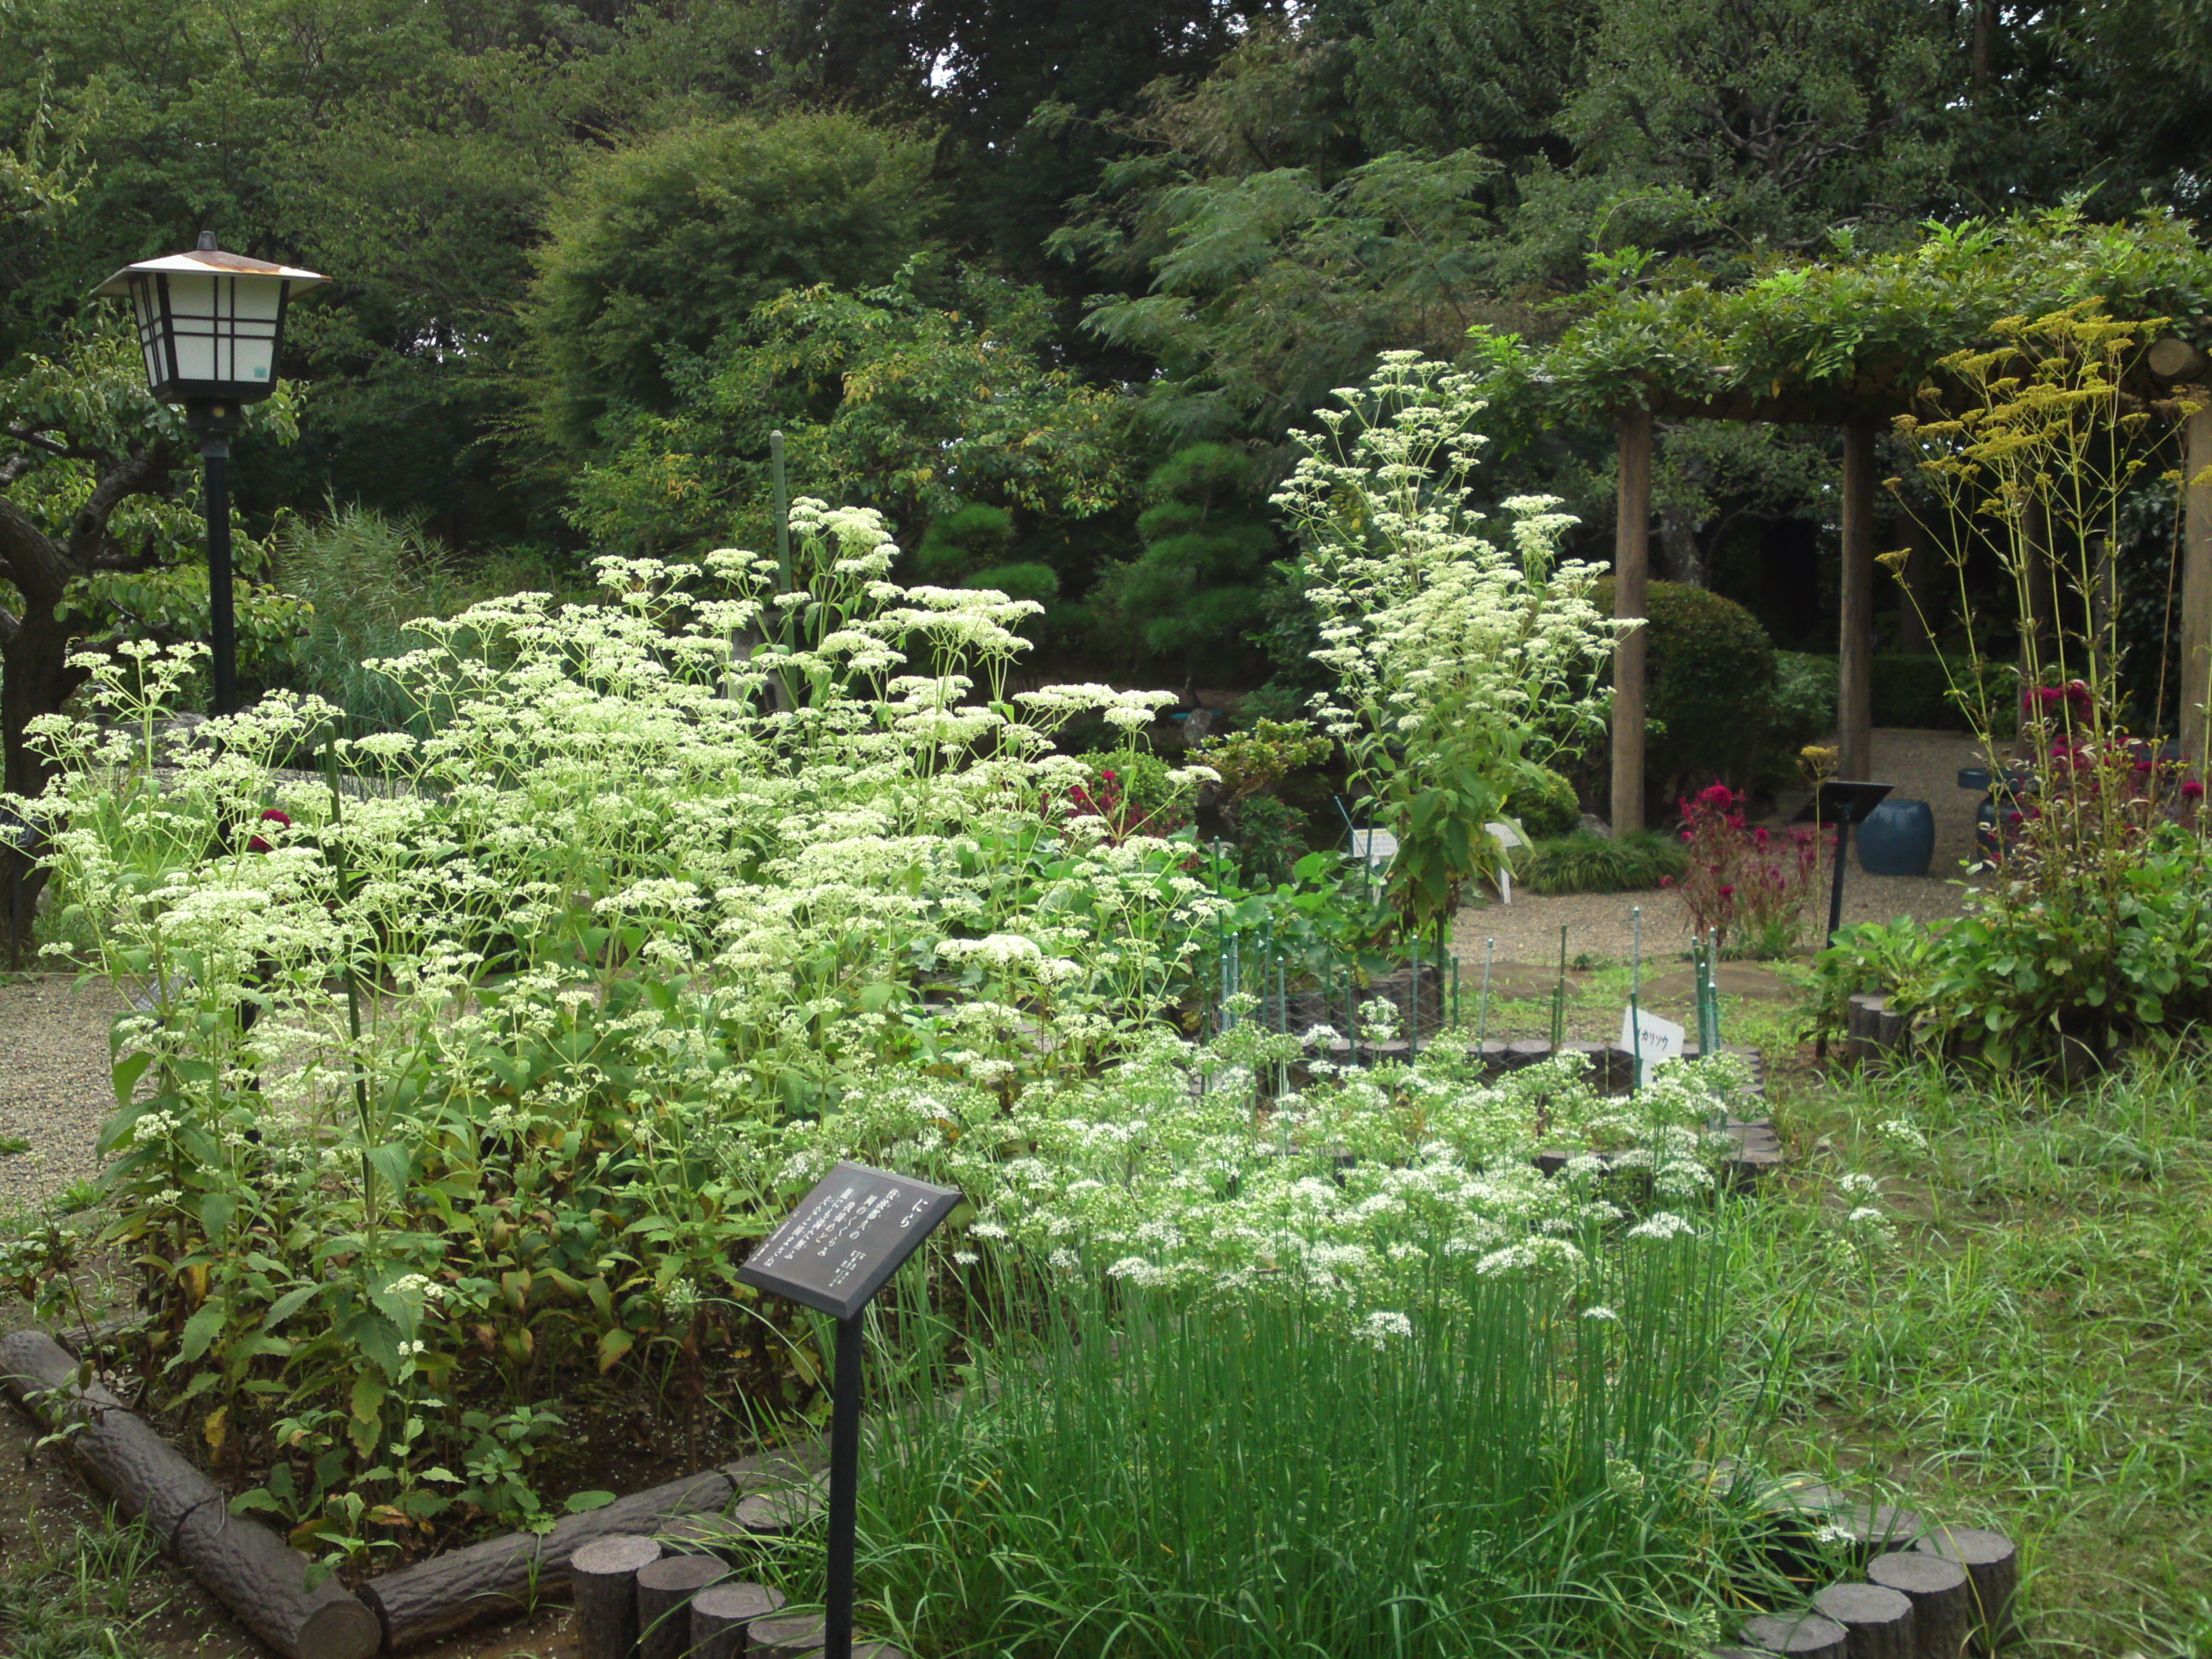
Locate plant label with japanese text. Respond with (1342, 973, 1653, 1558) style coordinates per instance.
(1619, 1007, 1685, 1072)
(736, 1161, 963, 1320)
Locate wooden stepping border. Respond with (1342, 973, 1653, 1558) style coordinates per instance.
(1712, 1479, 2023, 1659)
(0, 1320, 829, 1656)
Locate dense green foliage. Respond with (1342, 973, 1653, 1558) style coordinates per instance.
(1592, 579, 1777, 808)
(1515, 830, 1690, 896)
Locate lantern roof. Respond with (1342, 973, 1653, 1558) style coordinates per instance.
(93, 240, 326, 298)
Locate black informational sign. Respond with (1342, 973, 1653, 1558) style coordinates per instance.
(736, 1161, 963, 1320)
(1792, 779, 1895, 825)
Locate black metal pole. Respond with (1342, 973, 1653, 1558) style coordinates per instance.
(824, 1312, 863, 1659)
(200, 425, 237, 717)
(1825, 804, 1855, 945)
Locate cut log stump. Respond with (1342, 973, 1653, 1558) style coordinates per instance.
(1867, 1550, 1970, 1659)
(749, 1611, 828, 1658)
(1914, 1528, 2018, 1650)
(1814, 1582, 1916, 1659)
(637, 1551, 728, 1659)
(690, 1580, 787, 1659)
(571, 1534, 661, 1659)
(1743, 1611, 1851, 1658)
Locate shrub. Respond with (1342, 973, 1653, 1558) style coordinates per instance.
(1767, 651, 1837, 749)
(522, 111, 941, 447)
(1504, 765, 1581, 839)
(1592, 579, 1777, 806)
(1516, 830, 1688, 895)
(1194, 719, 1330, 882)
(1773, 651, 2019, 733)
(273, 507, 453, 737)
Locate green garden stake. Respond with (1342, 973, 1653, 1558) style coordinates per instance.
(1410, 948, 1421, 1059)
(1708, 927, 1723, 1051)
(1452, 953, 1461, 1031)
(1551, 923, 1568, 1050)
(1478, 938, 1493, 1047)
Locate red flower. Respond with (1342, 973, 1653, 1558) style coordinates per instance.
(2184, 780, 2206, 801)
(1719, 884, 1736, 898)
(246, 807, 290, 853)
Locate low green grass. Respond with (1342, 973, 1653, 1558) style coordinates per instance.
(0, 1510, 166, 1658)
(1737, 1052, 2212, 1658)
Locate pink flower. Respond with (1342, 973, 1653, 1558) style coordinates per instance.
(2184, 780, 2205, 801)
(1719, 885, 1736, 898)
(246, 807, 290, 854)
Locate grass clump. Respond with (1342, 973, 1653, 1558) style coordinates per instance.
(1738, 1051, 2212, 1657)
(859, 1231, 1795, 1659)
(1517, 830, 1689, 894)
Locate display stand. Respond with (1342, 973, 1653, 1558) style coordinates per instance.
(1796, 780, 1895, 945)
(736, 1163, 963, 1659)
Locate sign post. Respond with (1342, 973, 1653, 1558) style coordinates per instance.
(736, 1162, 963, 1659)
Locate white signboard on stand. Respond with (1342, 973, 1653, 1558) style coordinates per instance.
(1619, 1005, 1685, 1082)
(1485, 820, 1523, 904)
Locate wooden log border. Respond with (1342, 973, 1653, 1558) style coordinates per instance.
(1722, 1477, 2023, 1659)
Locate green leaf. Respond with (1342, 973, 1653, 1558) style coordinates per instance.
(596, 1328, 635, 1374)
(262, 1284, 321, 1330)
(563, 1490, 618, 1514)
(178, 1300, 227, 1364)
(350, 1371, 387, 1427)
(111, 1051, 154, 1109)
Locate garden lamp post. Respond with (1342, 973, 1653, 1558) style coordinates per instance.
(95, 234, 326, 716)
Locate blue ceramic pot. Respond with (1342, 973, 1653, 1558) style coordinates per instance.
(1857, 797, 1936, 877)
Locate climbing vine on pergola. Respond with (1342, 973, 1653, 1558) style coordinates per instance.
(1487, 207, 2212, 831)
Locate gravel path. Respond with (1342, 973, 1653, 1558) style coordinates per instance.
(1455, 728, 1994, 968)
(0, 974, 126, 1211)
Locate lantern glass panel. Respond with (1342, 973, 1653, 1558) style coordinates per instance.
(159, 272, 284, 390)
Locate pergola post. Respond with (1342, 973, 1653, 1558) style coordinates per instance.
(2183, 399, 2212, 771)
(1838, 421, 1877, 778)
(1610, 406, 1653, 834)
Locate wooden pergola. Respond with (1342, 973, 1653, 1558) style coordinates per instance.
(1602, 352, 2212, 834)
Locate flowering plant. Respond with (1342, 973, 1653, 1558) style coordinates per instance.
(1273, 354, 1622, 933)
(7, 502, 1235, 1562)
(1669, 783, 1826, 957)
(1814, 307, 2212, 1062)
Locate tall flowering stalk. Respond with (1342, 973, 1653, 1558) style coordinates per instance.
(1273, 353, 1622, 933)
(1813, 306, 2212, 1060)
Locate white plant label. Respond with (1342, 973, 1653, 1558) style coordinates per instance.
(1351, 827, 1399, 867)
(1619, 1006, 1685, 1073)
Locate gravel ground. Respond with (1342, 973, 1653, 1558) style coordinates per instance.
(0, 974, 128, 1211)
(1455, 727, 1994, 968)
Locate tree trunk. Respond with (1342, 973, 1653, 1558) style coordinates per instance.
(0, 588, 76, 964)
(1656, 498, 1708, 588)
